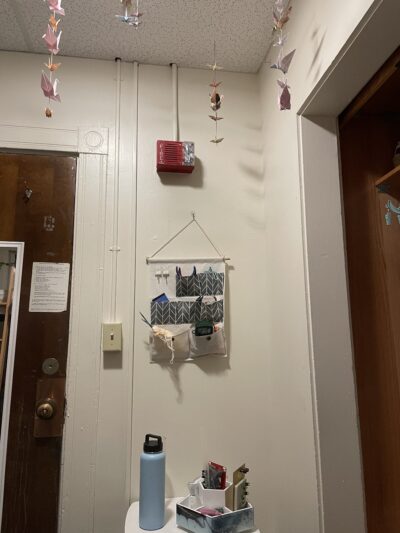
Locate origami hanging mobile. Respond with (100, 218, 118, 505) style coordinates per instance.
(116, 0, 142, 27)
(208, 43, 224, 144)
(270, 0, 296, 110)
(41, 0, 65, 117)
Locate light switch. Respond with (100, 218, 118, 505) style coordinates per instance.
(102, 323, 122, 352)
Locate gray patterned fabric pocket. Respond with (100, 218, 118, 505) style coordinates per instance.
(176, 269, 224, 297)
(151, 299, 224, 325)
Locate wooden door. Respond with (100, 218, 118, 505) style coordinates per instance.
(340, 114, 400, 533)
(0, 153, 76, 533)
(340, 46, 400, 531)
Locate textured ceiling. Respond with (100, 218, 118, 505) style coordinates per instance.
(0, 0, 274, 73)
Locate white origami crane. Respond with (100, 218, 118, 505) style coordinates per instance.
(116, 0, 142, 27)
(271, 49, 296, 75)
(207, 62, 223, 71)
(273, 32, 288, 47)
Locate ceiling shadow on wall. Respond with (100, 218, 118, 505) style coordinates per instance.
(308, 28, 327, 83)
(238, 151, 266, 231)
(158, 157, 204, 188)
(239, 161, 264, 182)
(244, 145, 264, 156)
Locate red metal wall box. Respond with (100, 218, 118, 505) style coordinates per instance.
(157, 140, 195, 173)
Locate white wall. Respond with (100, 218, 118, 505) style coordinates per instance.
(0, 51, 270, 532)
(258, 1, 400, 533)
(132, 63, 268, 515)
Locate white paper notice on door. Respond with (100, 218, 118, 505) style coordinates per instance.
(29, 262, 70, 313)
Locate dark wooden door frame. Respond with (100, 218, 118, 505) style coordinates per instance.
(338, 44, 400, 533)
(0, 124, 116, 533)
(0, 153, 77, 533)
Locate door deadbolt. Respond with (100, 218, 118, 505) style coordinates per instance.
(42, 357, 59, 376)
(36, 399, 56, 420)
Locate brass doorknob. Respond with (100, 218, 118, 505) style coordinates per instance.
(36, 399, 56, 420)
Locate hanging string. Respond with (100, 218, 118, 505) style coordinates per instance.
(148, 218, 195, 259)
(193, 216, 224, 258)
(147, 212, 227, 261)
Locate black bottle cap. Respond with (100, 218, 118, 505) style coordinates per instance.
(143, 434, 163, 453)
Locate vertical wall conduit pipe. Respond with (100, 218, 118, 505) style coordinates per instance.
(111, 57, 122, 322)
(171, 63, 179, 141)
(129, 59, 139, 506)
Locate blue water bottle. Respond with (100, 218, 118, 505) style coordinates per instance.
(139, 434, 166, 530)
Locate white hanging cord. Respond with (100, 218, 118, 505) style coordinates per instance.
(167, 338, 175, 365)
(147, 212, 229, 262)
(193, 216, 224, 258)
(148, 218, 195, 259)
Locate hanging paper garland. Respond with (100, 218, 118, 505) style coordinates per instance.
(208, 43, 224, 144)
(116, 0, 142, 27)
(41, 0, 65, 118)
(270, 0, 296, 111)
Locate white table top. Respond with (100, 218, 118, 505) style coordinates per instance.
(125, 498, 182, 533)
(125, 497, 260, 533)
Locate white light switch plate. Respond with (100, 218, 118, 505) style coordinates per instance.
(102, 323, 122, 352)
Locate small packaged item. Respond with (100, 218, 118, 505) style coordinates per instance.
(208, 461, 227, 490)
(152, 293, 169, 303)
(233, 464, 250, 510)
(197, 507, 224, 517)
(194, 320, 214, 337)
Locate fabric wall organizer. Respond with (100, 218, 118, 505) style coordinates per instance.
(144, 214, 229, 364)
(148, 260, 226, 363)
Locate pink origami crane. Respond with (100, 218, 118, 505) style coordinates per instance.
(42, 25, 62, 54)
(277, 80, 291, 110)
(273, 0, 292, 30)
(46, 0, 65, 16)
(41, 72, 61, 102)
